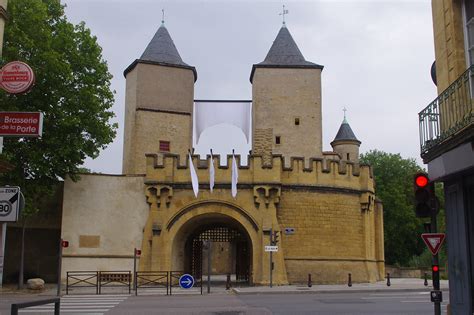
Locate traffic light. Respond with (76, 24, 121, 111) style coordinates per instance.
(414, 172, 438, 217)
(62, 240, 69, 248)
(432, 265, 440, 290)
(273, 231, 279, 245)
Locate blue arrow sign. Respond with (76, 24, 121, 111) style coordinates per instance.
(179, 274, 195, 289)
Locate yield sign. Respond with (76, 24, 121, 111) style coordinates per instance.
(421, 233, 446, 255)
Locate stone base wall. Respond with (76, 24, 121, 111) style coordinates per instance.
(285, 260, 381, 284)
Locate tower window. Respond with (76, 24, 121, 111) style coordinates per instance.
(275, 136, 281, 145)
(159, 141, 170, 152)
(347, 153, 350, 160)
(295, 118, 300, 125)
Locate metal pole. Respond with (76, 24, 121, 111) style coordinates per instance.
(431, 211, 441, 315)
(57, 239, 63, 296)
(207, 241, 211, 294)
(133, 248, 137, 296)
(269, 228, 273, 288)
(18, 220, 26, 289)
(0, 222, 7, 287)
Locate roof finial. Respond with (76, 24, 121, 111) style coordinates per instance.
(343, 107, 348, 123)
(161, 9, 165, 25)
(279, 5, 289, 26)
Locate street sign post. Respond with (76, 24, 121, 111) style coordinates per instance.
(179, 274, 194, 289)
(0, 112, 43, 137)
(0, 186, 22, 222)
(421, 233, 446, 255)
(430, 290, 443, 303)
(265, 246, 279, 252)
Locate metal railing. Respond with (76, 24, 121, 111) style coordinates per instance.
(98, 271, 131, 294)
(66, 271, 98, 295)
(419, 65, 474, 156)
(135, 271, 169, 295)
(11, 298, 60, 315)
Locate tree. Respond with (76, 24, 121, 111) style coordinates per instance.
(0, 0, 117, 207)
(0, 0, 117, 286)
(360, 150, 425, 266)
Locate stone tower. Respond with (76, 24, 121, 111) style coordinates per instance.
(122, 24, 197, 174)
(251, 25, 324, 163)
(330, 115, 361, 163)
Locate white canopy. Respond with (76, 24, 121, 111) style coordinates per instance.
(194, 101, 251, 144)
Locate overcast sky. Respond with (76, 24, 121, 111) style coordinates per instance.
(63, 0, 436, 174)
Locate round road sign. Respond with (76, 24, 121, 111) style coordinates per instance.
(179, 274, 195, 289)
(0, 61, 35, 94)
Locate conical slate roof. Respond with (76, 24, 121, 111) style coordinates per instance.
(140, 25, 189, 66)
(332, 118, 360, 144)
(124, 24, 197, 80)
(250, 25, 323, 82)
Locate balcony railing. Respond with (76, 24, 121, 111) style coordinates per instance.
(419, 65, 474, 157)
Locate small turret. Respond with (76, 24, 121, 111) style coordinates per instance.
(330, 113, 361, 163)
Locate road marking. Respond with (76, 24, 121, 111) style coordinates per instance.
(18, 295, 128, 314)
(20, 310, 109, 313)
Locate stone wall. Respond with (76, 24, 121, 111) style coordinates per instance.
(122, 63, 194, 174)
(252, 68, 323, 164)
(432, 0, 467, 93)
(61, 174, 148, 280)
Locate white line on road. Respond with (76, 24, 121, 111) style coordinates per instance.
(19, 309, 109, 313)
(62, 294, 129, 297)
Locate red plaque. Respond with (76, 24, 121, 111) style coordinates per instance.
(0, 61, 35, 94)
(0, 112, 43, 137)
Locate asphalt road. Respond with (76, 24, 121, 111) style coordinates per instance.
(0, 290, 449, 314)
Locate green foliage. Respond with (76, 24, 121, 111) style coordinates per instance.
(0, 0, 117, 216)
(360, 150, 426, 266)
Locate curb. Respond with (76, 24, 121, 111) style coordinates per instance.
(231, 287, 449, 295)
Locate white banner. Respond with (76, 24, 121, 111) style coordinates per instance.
(231, 154, 238, 198)
(209, 152, 215, 193)
(189, 154, 199, 198)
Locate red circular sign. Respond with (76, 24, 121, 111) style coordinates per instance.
(0, 61, 35, 94)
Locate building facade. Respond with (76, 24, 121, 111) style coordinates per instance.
(61, 22, 385, 285)
(418, 0, 474, 313)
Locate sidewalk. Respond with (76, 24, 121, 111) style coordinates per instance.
(231, 278, 449, 295)
(0, 278, 449, 296)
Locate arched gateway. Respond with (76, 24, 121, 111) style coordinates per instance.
(171, 210, 254, 283)
(167, 202, 257, 283)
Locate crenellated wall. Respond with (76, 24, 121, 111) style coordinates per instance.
(140, 154, 384, 284)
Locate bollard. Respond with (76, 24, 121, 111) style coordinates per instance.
(226, 273, 231, 290)
(386, 273, 391, 286)
(308, 274, 312, 288)
(348, 273, 352, 287)
(424, 272, 428, 286)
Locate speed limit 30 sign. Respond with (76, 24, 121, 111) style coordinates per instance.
(0, 186, 21, 222)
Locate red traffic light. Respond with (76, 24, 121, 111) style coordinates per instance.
(135, 249, 141, 256)
(62, 240, 69, 248)
(432, 265, 439, 272)
(415, 174, 429, 188)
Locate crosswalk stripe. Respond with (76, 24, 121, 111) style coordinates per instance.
(23, 304, 119, 308)
(18, 295, 128, 314)
(63, 294, 130, 298)
(19, 308, 110, 315)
